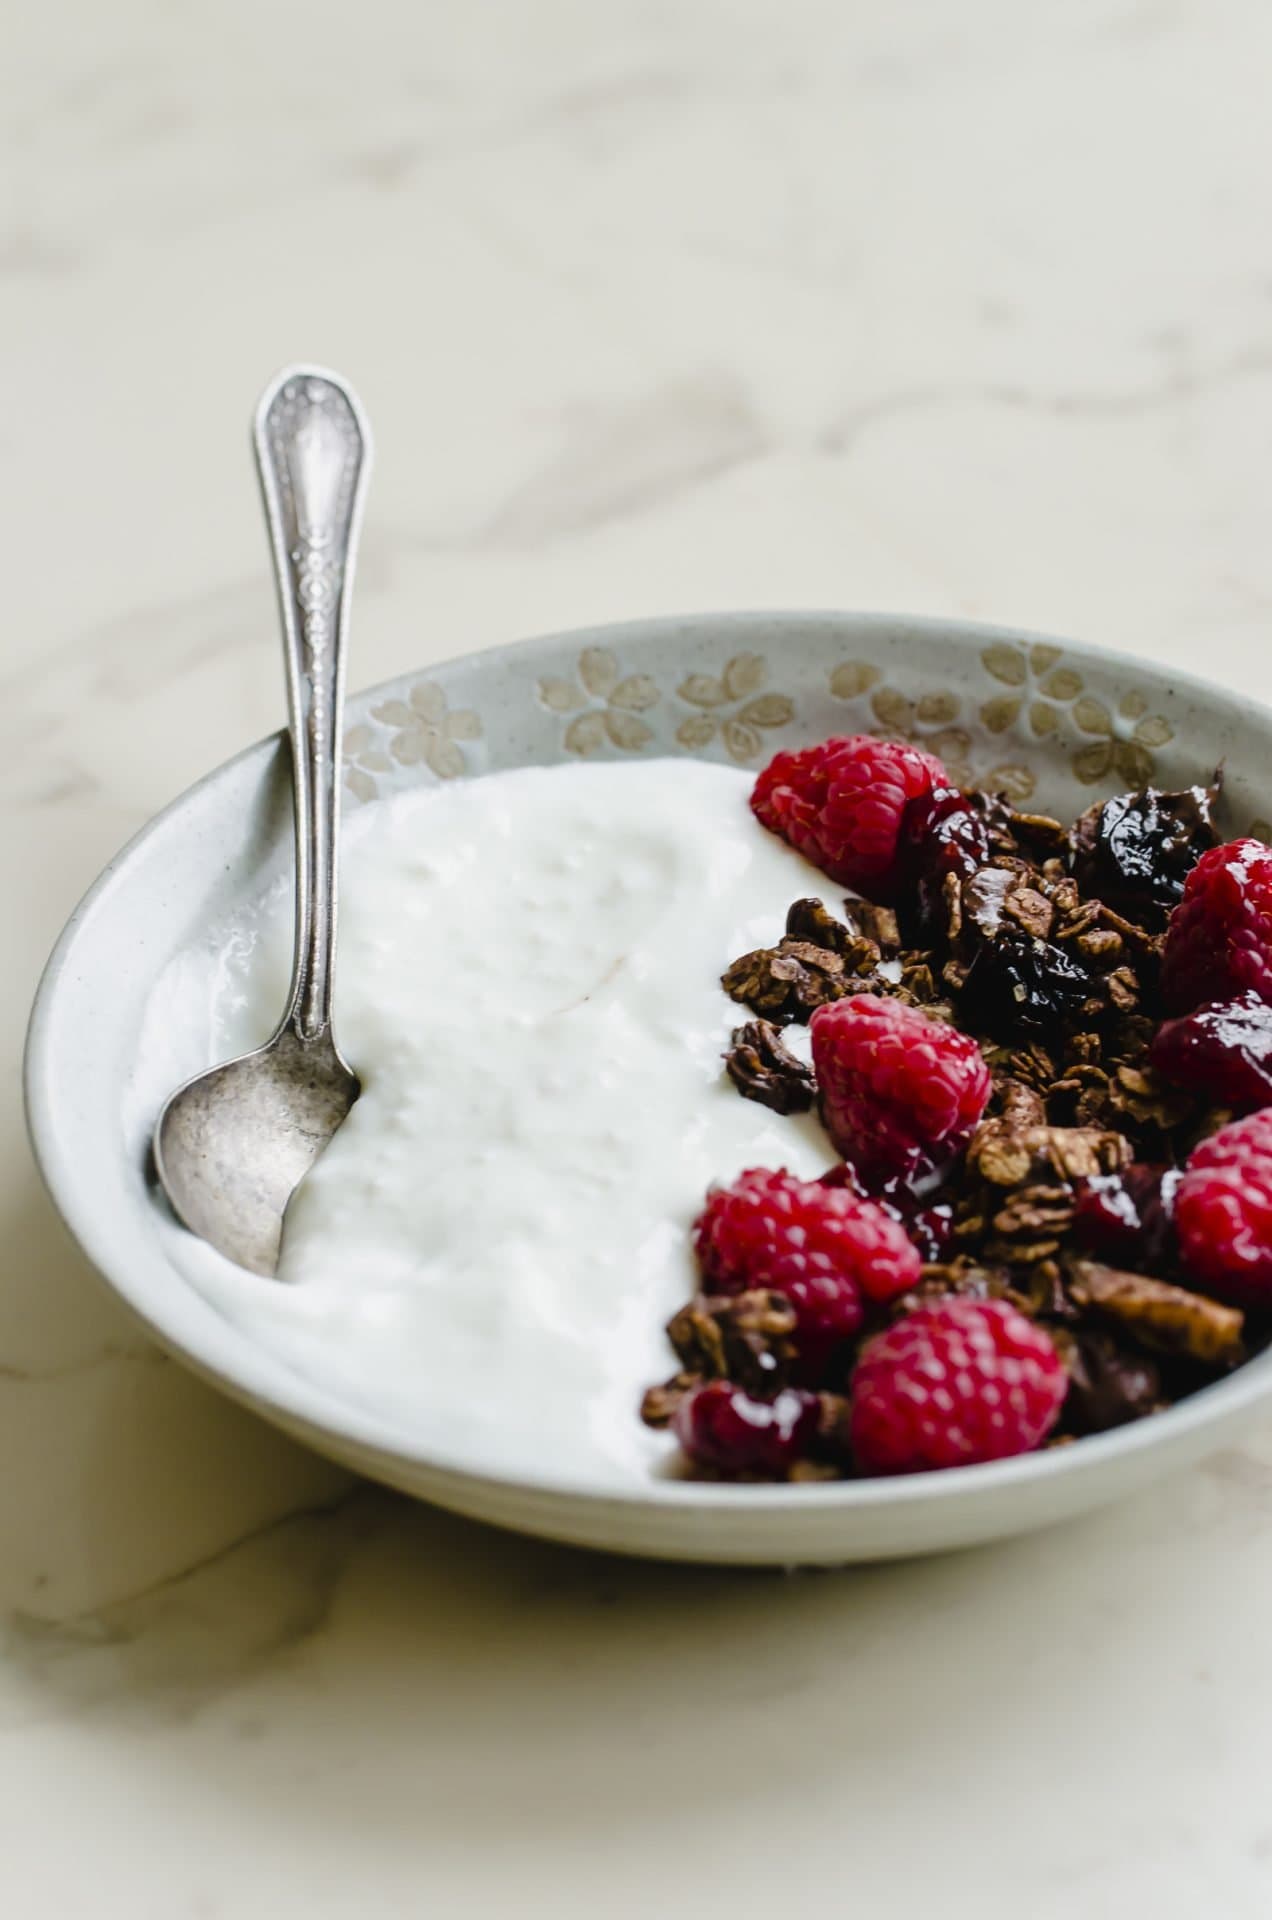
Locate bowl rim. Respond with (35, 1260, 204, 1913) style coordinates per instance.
(23, 604, 1272, 1518)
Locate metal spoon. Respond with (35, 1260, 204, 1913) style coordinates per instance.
(154, 366, 371, 1275)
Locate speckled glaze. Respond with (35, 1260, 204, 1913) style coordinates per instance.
(24, 610, 1272, 1564)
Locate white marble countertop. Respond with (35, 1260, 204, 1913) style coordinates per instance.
(7, 1, 1272, 1912)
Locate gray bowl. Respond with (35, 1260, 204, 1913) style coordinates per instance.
(24, 610, 1272, 1564)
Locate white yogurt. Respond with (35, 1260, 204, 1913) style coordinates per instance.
(155, 759, 837, 1485)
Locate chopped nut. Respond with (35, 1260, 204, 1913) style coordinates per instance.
(999, 806, 1071, 859)
(1076, 928, 1124, 965)
(1002, 885, 1055, 942)
(1105, 966, 1140, 1012)
(815, 1390, 850, 1445)
(1000, 1042, 1057, 1093)
(725, 1019, 817, 1114)
(990, 1184, 1075, 1243)
(1007, 1257, 1076, 1321)
(1039, 1125, 1132, 1182)
(1108, 1060, 1195, 1132)
(843, 900, 901, 952)
(1110, 1014, 1156, 1064)
(1056, 900, 1101, 943)
(722, 939, 852, 1022)
(667, 1290, 799, 1397)
(1098, 903, 1159, 952)
(942, 869, 965, 941)
(967, 1119, 1034, 1187)
(1073, 1082, 1113, 1127)
(667, 1298, 727, 1377)
(784, 899, 878, 971)
(996, 1077, 1048, 1129)
(941, 955, 971, 994)
(984, 1236, 1064, 1265)
(640, 1372, 700, 1428)
(1044, 874, 1082, 917)
(968, 1118, 1130, 1186)
(1047, 1063, 1114, 1127)
(898, 957, 939, 1003)
(1068, 1260, 1245, 1366)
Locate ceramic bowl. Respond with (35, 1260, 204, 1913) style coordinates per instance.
(24, 611, 1272, 1565)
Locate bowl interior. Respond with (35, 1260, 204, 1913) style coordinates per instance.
(25, 610, 1272, 1562)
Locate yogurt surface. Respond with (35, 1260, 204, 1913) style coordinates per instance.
(152, 759, 836, 1485)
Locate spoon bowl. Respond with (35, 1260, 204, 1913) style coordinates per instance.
(154, 1031, 358, 1277)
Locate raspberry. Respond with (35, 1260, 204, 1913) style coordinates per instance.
(1160, 839, 1272, 1013)
(1150, 991, 1272, 1112)
(1175, 1110, 1272, 1306)
(849, 1298, 1067, 1475)
(751, 735, 947, 899)
(672, 1381, 821, 1477)
(810, 995, 991, 1185)
(1072, 1165, 1181, 1269)
(693, 1168, 920, 1381)
(896, 786, 992, 943)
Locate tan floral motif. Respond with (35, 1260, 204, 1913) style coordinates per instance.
(537, 647, 659, 755)
(674, 653, 794, 762)
(345, 680, 482, 801)
(979, 643, 1174, 788)
(343, 725, 393, 804)
(828, 660, 977, 787)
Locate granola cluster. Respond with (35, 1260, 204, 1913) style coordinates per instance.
(642, 771, 1270, 1473)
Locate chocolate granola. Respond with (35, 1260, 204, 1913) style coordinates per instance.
(643, 766, 1269, 1477)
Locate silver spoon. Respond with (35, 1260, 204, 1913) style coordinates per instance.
(154, 366, 371, 1275)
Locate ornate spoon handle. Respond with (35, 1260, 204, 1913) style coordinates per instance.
(253, 367, 372, 1044)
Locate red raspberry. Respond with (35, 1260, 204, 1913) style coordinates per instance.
(1175, 1110, 1272, 1306)
(1150, 991, 1272, 1111)
(751, 734, 947, 899)
(849, 1298, 1067, 1475)
(693, 1168, 920, 1381)
(673, 1381, 821, 1477)
(1160, 839, 1272, 1013)
(810, 995, 991, 1185)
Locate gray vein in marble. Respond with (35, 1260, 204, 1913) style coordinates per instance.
(475, 376, 767, 545)
(820, 346, 1272, 453)
(1, 1484, 367, 1727)
(0, 1342, 165, 1386)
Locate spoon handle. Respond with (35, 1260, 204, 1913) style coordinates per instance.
(253, 367, 372, 1045)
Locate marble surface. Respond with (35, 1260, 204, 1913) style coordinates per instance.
(8, 1, 1272, 1911)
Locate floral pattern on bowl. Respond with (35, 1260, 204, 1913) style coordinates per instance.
(535, 646, 660, 755)
(344, 681, 482, 801)
(338, 618, 1270, 849)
